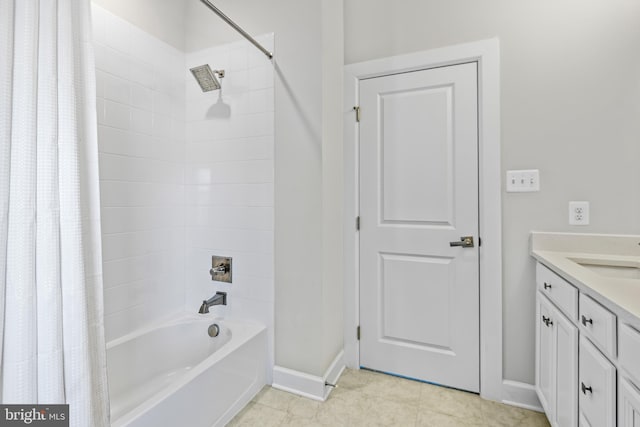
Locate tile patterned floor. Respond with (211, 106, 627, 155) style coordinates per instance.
(228, 369, 551, 427)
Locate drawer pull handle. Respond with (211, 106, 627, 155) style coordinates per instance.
(581, 315, 593, 326)
(581, 382, 593, 395)
(543, 282, 552, 290)
(542, 316, 553, 327)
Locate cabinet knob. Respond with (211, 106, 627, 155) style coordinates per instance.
(542, 315, 553, 327)
(581, 382, 593, 395)
(543, 282, 552, 290)
(581, 315, 593, 327)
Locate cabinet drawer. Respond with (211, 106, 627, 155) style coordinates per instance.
(619, 323, 640, 387)
(579, 293, 617, 358)
(536, 263, 578, 320)
(579, 336, 616, 427)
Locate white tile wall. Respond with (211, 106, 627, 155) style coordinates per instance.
(185, 36, 275, 378)
(93, 5, 185, 342)
(93, 4, 275, 372)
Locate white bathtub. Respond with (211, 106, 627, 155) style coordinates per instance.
(107, 315, 267, 427)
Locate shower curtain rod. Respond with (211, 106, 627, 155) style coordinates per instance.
(200, 0, 273, 60)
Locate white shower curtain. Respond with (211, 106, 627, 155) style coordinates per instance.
(0, 0, 109, 426)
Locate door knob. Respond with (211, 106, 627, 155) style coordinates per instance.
(449, 236, 474, 248)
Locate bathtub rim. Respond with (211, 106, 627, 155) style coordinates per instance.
(106, 312, 262, 349)
(107, 314, 267, 427)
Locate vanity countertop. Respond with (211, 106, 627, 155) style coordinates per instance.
(530, 231, 640, 327)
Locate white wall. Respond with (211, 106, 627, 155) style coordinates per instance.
(320, 0, 345, 372)
(91, 0, 186, 50)
(184, 36, 275, 379)
(184, 0, 345, 378)
(344, 0, 640, 384)
(93, 5, 186, 341)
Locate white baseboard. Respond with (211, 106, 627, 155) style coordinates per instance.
(272, 350, 345, 401)
(501, 380, 543, 412)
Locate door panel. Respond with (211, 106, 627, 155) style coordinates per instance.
(359, 62, 479, 392)
(380, 253, 453, 349)
(381, 85, 453, 224)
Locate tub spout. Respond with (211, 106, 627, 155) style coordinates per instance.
(198, 301, 208, 314)
(198, 291, 227, 314)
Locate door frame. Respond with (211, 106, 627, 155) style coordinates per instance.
(343, 38, 502, 401)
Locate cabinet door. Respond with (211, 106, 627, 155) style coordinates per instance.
(579, 336, 616, 427)
(619, 377, 640, 427)
(554, 306, 578, 427)
(578, 411, 592, 427)
(536, 292, 555, 417)
(620, 323, 640, 388)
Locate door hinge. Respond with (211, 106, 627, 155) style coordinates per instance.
(479, 237, 482, 247)
(356, 216, 360, 231)
(357, 325, 360, 340)
(353, 106, 361, 122)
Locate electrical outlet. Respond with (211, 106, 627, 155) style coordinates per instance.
(569, 201, 589, 225)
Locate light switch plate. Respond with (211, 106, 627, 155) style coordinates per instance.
(506, 169, 540, 192)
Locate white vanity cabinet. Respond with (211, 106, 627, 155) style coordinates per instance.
(531, 232, 640, 427)
(535, 262, 639, 427)
(536, 290, 578, 427)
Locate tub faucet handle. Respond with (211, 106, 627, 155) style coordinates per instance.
(210, 256, 232, 283)
(210, 264, 228, 275)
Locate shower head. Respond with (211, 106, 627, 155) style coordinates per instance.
(190, 65, 225, 92)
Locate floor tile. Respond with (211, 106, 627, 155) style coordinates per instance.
(335, 367, 371, 391)
(287, 395, 321, 418)
(359, 371, 422, 406)
(419, 384, 484, 423)
(359, 393, 418, 426)
(280, 414, 338, 427)
(479, 399, 550, 427)
(417, 408, 481, 427)
(252, 387, 296, 411)
(321, 386, 372, 424)
(227, 402, 287, 427)
(227, 368, 551, 427)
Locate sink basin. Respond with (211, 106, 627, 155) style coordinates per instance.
(570, 257, 640, 280)
(578, 264, 640, 280)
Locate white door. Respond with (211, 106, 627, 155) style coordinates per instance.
(359, 62, 480, 392)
